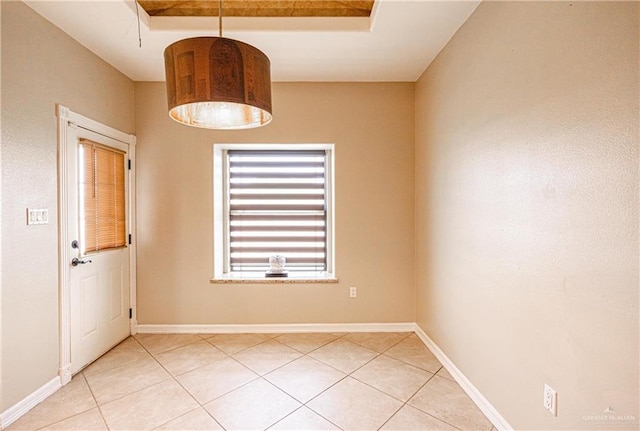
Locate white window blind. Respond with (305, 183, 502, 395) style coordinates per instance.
(227, 150, 327, 273)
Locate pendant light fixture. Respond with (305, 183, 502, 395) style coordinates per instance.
(163, 0, 272, 129)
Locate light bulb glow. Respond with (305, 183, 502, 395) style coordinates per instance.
(170, 101, 272, 130)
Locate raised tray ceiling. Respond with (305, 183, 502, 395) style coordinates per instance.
(138, 0, 375, 17)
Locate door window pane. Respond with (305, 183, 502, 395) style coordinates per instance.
(79, 139, 126, 254)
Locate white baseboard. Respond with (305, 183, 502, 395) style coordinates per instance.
(414, 325, 512, 431)
(0, 376, 61, 430)
(130, 319, 138, 336)
(137, 322, 416, 334)
(58, 364, 72, 386)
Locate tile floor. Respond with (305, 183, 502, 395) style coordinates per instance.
(8, 332, 496, 431)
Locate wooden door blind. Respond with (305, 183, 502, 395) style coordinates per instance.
(228, 150, 327, 273)
(79, 139, 126, 255)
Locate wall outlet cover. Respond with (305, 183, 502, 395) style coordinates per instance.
(543, 384, 557, 416)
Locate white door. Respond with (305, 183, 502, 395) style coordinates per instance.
(66, 125, 131, 374)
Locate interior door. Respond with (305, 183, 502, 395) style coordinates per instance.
(66, 125, 130, 374)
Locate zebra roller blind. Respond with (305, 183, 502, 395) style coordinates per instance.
(227, 150, 327, 273)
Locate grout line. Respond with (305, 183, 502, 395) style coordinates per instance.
(134, 333, 203, 356)
(260, 380, 307, 430)
(31, 408, 104, 431)
(294, 358, 348, 431)
(94, 377, 173, 409)
(298, 332, 459, 431)
(297, 342, 383, 427)
(196, 357, 264, 403)
(26, 377, 99, 431)
(155, 343, 231, 379)
(273, 333, 343, 355)
(228, 346, 297, 374)
(81, 336, 147, 378)
(342, 331, 413, 354)
(306, 338, 380, 374)
(83, 341, 174, 411)
(393, 372, 466, 431)
(78, 370, 112, 430)
(145, 338, 262, 415)
(204, 333, 273, 356)
(382, 338, 443, 374)
(267, 404, 343, 430)
(375, 401, 405, 431)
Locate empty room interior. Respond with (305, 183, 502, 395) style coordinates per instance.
(0, 1, 638, 430)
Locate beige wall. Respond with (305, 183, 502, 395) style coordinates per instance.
(0, 1, 134, 411)
(134, 82, 415, 325)
(415, 1, 639, 430)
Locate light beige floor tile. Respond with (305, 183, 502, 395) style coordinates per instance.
(275, 333, 339, 354)
(384, 336, 442, 372)
(155, 340, 227, 376)
(40, 408, 107, 431)
(269, 406, 340, 430)
(265, 356, 346, 403)
(205, 333, 271, 354)
(176, 356, 258, 403)
(343, 332, 409, 353)
(232, 339, 303, 375)
(352, 354, 433, 402)
(155, 408, 223, 430)
(83, 336, 151, 377)
(7, 376, 96, 431)
(408, 375, 493, 430)
(9, 332, 493, 431)
(381, 405, 458, 431)
(307, 377, 402, 430)
(135, 334, 203, 355)
(100, 380, 198, 431)
(308, 339, 377, 374)
(85, 356, 170, 405)
(436, 366, 456, 382)
(204, 379, 301, 430)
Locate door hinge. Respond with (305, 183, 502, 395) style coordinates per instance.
(128, 234, 132, 245)
(129, 308, 132, 319)
(128, 159, 132, 170)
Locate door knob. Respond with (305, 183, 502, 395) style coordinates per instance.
(71, 257, 92, 266)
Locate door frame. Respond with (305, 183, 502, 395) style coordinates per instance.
(56, 104, 137, 385)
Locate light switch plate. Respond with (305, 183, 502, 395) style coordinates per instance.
(27, 208, 49, 225)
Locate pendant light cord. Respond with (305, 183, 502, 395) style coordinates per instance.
(135, 1, 142, 47)
(218, 0, 223, 37)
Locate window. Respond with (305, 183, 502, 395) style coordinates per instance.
(213, 145, 334, 280)
(78, 139, 127, 254)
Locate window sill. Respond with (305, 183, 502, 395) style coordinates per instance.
(211, 273, 338, 284)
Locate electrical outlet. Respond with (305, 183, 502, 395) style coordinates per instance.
(349, 286, 357, 298)
(543, 384, 557, 416)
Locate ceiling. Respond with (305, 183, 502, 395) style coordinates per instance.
(24, 0, 481, 82)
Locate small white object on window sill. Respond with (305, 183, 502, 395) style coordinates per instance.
(266, 255, 288, 278)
